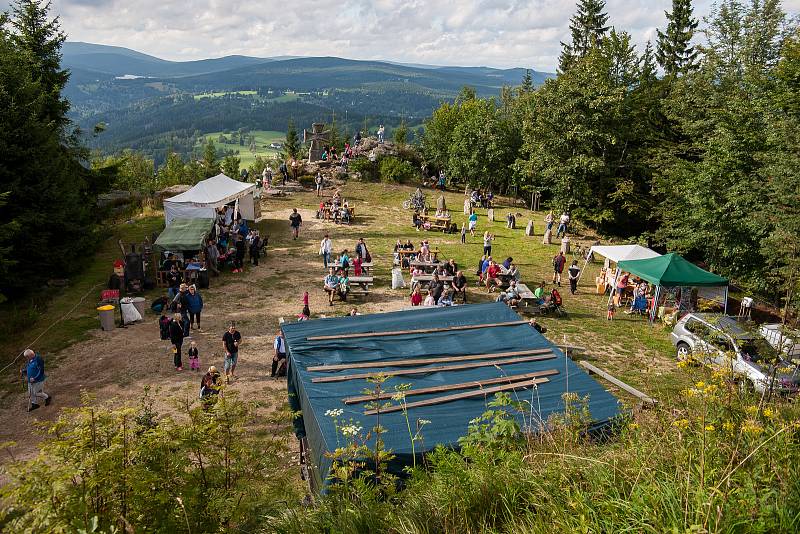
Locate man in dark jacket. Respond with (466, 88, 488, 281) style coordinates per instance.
(169, 313, 185, 371)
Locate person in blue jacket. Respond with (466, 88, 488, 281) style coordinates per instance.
(186, 284, 204, 331)
(23, 349, 50, 412)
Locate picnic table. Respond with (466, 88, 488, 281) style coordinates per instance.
(321, 205, 356, 222)
(411, 274, 454, 293)
(409, 260, 442, 272)
(396, 248, 441, 262)
(419, 214, 453, 232)
(348, 275, 374, 295)
(358, 262, 373, 274)
(515, 283, 538, 307)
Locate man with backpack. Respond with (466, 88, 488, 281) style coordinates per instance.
(552, 251, 566, 287)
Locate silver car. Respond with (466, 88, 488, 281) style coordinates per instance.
(669, 313, 800, 394)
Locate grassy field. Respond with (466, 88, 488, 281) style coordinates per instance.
(197, 129, 286, 169)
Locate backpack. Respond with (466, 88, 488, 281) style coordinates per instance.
(159, 315, 171, 340)
(552, 289, 562, 306)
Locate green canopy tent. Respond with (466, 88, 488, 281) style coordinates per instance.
(617, 253, 729, 320)
(153, 218, 213, 252)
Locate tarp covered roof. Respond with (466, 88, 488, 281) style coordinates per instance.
(153, 218, 213, 251)
(589, 244, 661, 263)
(284, 303, 621, 491)
(164, 173, 255, 206)
(618, 253, 728, 288)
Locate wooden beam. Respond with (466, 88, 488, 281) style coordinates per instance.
(310, 354, 557, 383)
(307, 348, 553, 372)
(342, 369, 559, 404)
(363, 377, 551, 415)
(305, 320, 530, 341)
(578, 361, 657, 405)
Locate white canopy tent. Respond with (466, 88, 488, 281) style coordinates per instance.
(577, 244, 661, 304)
(163, 173, 257, 224)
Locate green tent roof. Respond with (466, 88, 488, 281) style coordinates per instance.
(153, 218, 213, 251)
(617, 253, 728, 288)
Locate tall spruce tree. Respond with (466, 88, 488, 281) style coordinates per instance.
(0, 1, 110, 298)
(559, 0, 610, 71)
(284, 120, 300, 160)
(656, 0, 699, 76)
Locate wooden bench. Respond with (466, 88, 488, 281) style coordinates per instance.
(411, 274, 454, 293)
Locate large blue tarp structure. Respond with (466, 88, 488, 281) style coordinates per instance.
(284, 303, 621, 492)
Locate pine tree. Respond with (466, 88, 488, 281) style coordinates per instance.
(656, 0, 699, 76)
(202, 140, 218, 177)
(639, 40, 658, 83)
(559, 0, 610, 71)
(284, 120, 300, 160)
(520, 69, 534, 93)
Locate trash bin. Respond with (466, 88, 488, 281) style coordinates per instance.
(131, 297, 146, 316)
(97, 305, 115, 331)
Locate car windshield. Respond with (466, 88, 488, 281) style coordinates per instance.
(739, 338, 780, 365)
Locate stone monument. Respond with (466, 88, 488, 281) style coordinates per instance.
(304, 123, 331, 162)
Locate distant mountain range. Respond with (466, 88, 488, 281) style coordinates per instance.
(62, 42, 553, 163)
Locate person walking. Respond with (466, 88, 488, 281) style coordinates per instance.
(483, 231, 494, 256)
(377, 125, 385, 143)
(315, 172, 323, 197)
(249, 232, 261, 266)
(289, 208, 302, 240)
(272, 329, 287, 378)
(279, 161, 288, 185)
(172, 283, 190, 336)
(552, 251, 566, 287)
(568, 260, 581, 295)
(23, 349, 50, 411)
(186, 284, 204, 330)
(319, 233, 332, 268)
(291, 159, 299, 181)
(222, 322, 241, 382)
(355, 237, 370, 262)
(169, 313, 185, 371)
(468, 211, 478, 237)
(205, 239, 220, 277)
(188, 341, 200, 371)
(556, 212, 570, 238)
(460, 223, 467, 244)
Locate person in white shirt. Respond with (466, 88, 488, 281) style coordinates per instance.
(319, 234, 333, 269)
(272, 330, 286, 377)
(423, 290, 436, 306)
(557, 212, 570, 238)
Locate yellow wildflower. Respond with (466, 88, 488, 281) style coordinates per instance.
(695, 381, 706, 389)
(742, 420, 763, 435)
(762, 407, 775, 419)
(628, 423, 639, 431)
(673, 418, 690, 430)
(722, 421, 735, 432)
(745, 405, 759, 415)
(705, 424, 715, 432)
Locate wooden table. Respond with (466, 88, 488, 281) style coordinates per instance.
(420, 214, 452, 232)
(348, 275, 374, 295)
(358, 262, 373, 274)
(411, 274, 453, 293)
(322, 206, 356, 221)
(397, 248, 440, 261)
(516, 283, 537, 307)
(410, 260, 442, 273)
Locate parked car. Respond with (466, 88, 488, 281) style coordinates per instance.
(670, 313, 800, 394)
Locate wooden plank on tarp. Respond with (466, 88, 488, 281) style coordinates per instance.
(578, 360, 657, 405)
(310, 354, 557, 383)
(342, 369, 559, 404)
(305, 320, 530, 341)
(307, 348, 553, 372)
(363, 377, 551, 415)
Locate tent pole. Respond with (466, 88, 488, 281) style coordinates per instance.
(607, 266, 619, 307)
(723, 286, 729, 315)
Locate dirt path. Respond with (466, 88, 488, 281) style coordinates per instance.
(0, 190, 414, 462)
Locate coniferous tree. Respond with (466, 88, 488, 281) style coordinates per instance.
(284, 120, 300, 160)
(656, 0, 699, 76)
(0, 1, 111, 298)
(559, 0, 610, 71)
(202, 140, 218, 177)
(520, 69, 534, 94)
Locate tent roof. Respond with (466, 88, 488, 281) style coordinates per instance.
(164, 173, 255, 207)
(283, 302, 621, 491)
(153, 218, 213, 251)
(618, 253, 728, 287)
(589, 244, 661, 263)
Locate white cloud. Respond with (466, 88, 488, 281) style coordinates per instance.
(49, 0, 800, 71)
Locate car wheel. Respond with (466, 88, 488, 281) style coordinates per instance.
(676, 342, 691, 362)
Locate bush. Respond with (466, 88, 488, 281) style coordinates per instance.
(349, 158, 379, 182)
(379, 156, 416, 183)
(297, 174, 316, 188)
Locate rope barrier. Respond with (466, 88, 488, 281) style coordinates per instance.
(1, 282, 104, 375)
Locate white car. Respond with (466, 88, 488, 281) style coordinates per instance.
(669, 313, 800, 394)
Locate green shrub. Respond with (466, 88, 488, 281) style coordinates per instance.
(297, 174, 316, 188)
(379, 156, 416, 183)
(349, 158, 379, 182)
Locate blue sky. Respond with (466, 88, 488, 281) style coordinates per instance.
(25, 1, 800, 70)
